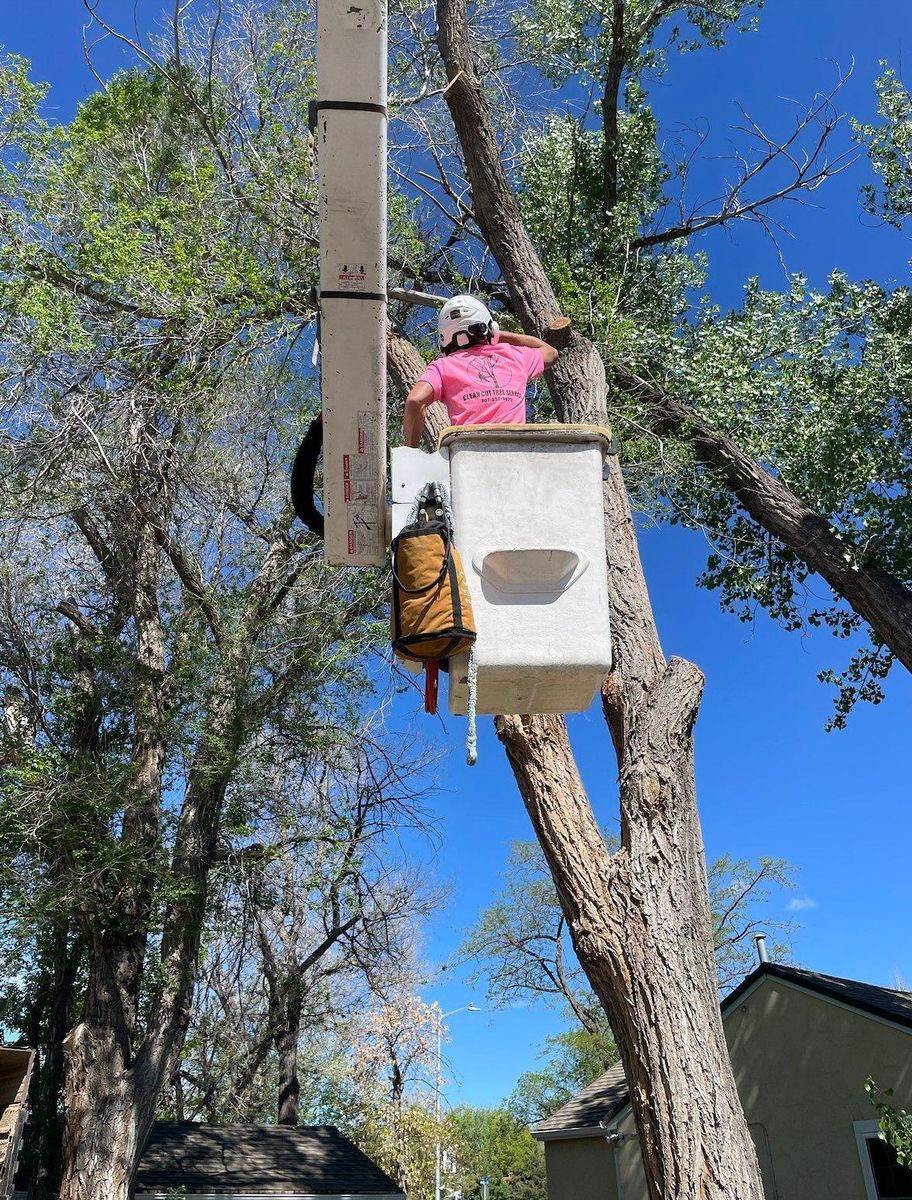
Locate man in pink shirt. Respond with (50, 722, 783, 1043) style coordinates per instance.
(403, 294, 559, 447)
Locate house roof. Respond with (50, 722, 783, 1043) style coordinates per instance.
(531, 1062, 629, 1139)
(135, 1122, 404, 1197)
(533, 962, 912, 1140)
(726, 962, 912, 1031)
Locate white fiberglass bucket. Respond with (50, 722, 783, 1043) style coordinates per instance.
(390, 426, 613, 715)
(443, 425, 612, 715)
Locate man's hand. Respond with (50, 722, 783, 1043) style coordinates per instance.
(403, 381, 435, 447)
(497, 329, 559, 366)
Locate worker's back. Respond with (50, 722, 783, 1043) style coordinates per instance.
(417, 339, 545, 427)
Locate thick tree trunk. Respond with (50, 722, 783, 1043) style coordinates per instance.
(496, 706, 761, 1196)
(22, 922, 81, 1200)
(58, 1023, 153, 1200)
(59, 929, 165, 1200)
(433, 4, 765, 1196)
(276, 996, 303, 1126)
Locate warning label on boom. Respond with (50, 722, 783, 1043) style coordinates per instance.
(335, 262, 367, 291)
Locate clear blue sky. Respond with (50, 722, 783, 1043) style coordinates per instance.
(5, 0, 910, 1112)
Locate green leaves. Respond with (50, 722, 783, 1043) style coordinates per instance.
(449, 1106, 547, 1200)
(645, 272, 912, 722)
(513, 0, 764, 90)
(854, 66, 912, 227)
(866, 1076, 912, 1169)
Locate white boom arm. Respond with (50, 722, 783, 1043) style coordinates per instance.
(315, 0, 388, 566)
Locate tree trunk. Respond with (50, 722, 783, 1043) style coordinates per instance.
(58, 930, 162, 1200)
(276, 995, 303, 1126)
(496, 707, 762, 1197)
(22, 922, 81, 1200)
(601, 1, 626, 223)
(57, 672, 244, 1200)
(58, 1024, 151, 1200)
(433, 4, 765, 1195)
(276, 1025, 300, 1126)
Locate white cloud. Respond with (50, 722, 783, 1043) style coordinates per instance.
(787, 896, 818, 912)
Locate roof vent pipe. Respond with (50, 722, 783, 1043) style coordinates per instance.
(753, 934, 769, 965)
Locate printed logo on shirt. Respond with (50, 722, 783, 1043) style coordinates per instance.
(474, 357, 503, 387)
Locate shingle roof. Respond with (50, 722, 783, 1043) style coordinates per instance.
(531, 1062, 629, 1138)
(727, 962, 912, 1030)
(533, 962, 912, 1139)
(135, 1123, 404, 1196)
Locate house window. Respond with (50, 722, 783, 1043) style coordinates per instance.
(855, 1120, 912, 1200)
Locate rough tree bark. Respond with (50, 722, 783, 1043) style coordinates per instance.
(430, 2, 766, 1195)
(22, 922, 82, 1200)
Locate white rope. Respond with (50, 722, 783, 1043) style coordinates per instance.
(465, 643, 478, 766)
(407, 479, 455, 527)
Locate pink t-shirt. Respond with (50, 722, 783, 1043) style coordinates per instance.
(418, 341, 545, 426)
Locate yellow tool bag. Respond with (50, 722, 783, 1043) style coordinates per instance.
(391, 516, 476, 664)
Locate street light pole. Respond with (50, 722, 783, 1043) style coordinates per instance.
(434, 1004, 481, 1200)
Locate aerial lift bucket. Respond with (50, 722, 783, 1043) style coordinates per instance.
(310, 3, 614, 722)
(392, 425, 613, 717)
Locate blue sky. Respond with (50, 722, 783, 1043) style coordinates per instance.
(4, 0, 910, 1113)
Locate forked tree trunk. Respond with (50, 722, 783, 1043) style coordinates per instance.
(59, 1020, 153, 1200)
(420, 4, 767, 1194)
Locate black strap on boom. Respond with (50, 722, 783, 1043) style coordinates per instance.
(308, 99, 388, 132)
(290, 415, 325, 538)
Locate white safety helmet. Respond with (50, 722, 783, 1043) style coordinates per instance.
(438, 294, 499, 354)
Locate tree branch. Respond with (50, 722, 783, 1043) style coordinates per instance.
(613, 364, 912, 672)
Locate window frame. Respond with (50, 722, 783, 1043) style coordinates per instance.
(854, 1118, 912, 1200)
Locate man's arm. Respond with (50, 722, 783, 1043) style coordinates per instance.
(403, 380, 435, 448)
(497, 328, 559, 366)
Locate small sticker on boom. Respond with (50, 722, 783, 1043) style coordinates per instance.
(336, 262, 367, 291)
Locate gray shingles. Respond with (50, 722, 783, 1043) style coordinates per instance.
(531, 1062, 629, 1137)
(135, 1123, 404, 1196)
(745, 963, 912, 1030)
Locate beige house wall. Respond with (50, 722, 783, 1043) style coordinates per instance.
(543, 1135, 619, 1200)
(725, 975, 912, 1200)
(542, 975, 912, 1200)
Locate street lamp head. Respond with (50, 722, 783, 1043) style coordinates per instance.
(467, 1004, 482, 1012)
